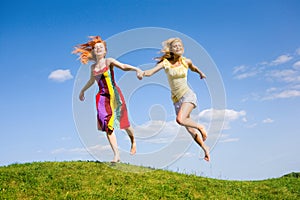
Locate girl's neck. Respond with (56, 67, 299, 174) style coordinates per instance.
(96, 56, 105, 63)
(169, 54, 181, 63)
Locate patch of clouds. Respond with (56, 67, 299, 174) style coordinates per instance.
(293, 61, 300, 69)
(296, 48, 300, 56)
(218, 134, 239, 143)
(270, 54, 293, 66)
(51, 145, 111, 155)
(131, 120, 193, 146)
(198, 109, 246, 130)
(234, 71, 259, 80)
(262, 118, 274, 123)
(48, 69, 73, 82)
(199, 109, 246, 122)
(263, 87, 300, 100)
(219, 138, 239, 143)
(233, 48, 300, 100)
(233, 65, 247, 74)
(245, 123, 258, 128)
(266, 69, 300, 83)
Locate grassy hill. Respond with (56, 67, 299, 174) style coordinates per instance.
(0, 161, 299, 199)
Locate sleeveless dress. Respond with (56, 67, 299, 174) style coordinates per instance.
(93, 66, 130, 133)
(163, 57, 197, 114)
(162, 57, 192, 103)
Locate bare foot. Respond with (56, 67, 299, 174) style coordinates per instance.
(111, 155, 120, 163)
(203, 145, 210, 162)
(130, 142, 136, 155)
(204, 154, 210, 162)
(198, 126, 207, 141)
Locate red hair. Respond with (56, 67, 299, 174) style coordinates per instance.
(72, 36, 107, 64)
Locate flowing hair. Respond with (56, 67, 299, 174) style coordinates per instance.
(72, 36, 107, 64)
(156, 38, 183, 63)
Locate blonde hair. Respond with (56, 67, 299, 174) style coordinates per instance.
(156, 38, 183, 63)
(72, 36, 107, 64)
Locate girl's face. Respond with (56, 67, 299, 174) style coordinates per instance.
(93, 42, 106, 57)
(170, 41, 184, 56)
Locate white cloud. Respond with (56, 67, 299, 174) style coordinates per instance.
(198, 109, 246, 130)
(266, 87, 277, 93)
(296, 48, 300, 55)
(234, 71, 258, 80)
(132, 120, 191, 144)
(245, 123, 258, 128)
(270, 54, 293, 66)
(267, 69, 300, 83)
(51, 145, 110, 155)
(61, 137, 72, 141)
(199, 109, 246, 121)
(134, 120, 179, 137)
(233, 48, 300, 101)
(218, 134, 239, 143)
(233, 51, 298, 81)
(232, 65, 262, 80)
(291, 84, 300, 89)
(263, 89, 300, 100)
(48, 69, 73, 82)
(262, 118, 274, 123)
(233, 65, 247, 74)
(174, 152, 195, 158)
(219, 138, 239, 143)
(293, 61, 300, 69)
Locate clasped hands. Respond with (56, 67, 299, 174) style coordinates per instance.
(136, 69, 145, 80)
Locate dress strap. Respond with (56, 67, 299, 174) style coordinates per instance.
(181, 57, 189, 68)
(162, 59, 170, 69)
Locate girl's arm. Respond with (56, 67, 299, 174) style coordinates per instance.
(186, 58, 206, 79)
(108, 58, 144, 80)
(79, 65, 96, 101)
(108, 58, 140, 71)
(143, 62, 164, 77)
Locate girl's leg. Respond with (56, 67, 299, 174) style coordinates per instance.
(125, 126, 136, 155)
(176, 102, 207, 141)
(106, 131, 120, 163)
(186, 127, 210, 161)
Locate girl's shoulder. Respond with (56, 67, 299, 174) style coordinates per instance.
(182, 56, 191, 63)
(90, 63, 96, 70)
(162, 58, 171, 69)
(102, 57, 115, 69)
(105, 57, 114, 64)
(182, 57, 192, 68)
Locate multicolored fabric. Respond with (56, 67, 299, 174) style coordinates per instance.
(94, 66, 130, 132)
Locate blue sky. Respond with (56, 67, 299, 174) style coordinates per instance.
(1, 0, 300, 180)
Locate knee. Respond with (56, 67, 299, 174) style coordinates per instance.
(186, 127, 197, 138)
(176, 115, 184, 125)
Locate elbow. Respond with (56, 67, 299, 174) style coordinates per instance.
(122, 64, 128, 70)
(122, 64, 132, 71)
(144, 71, 152, 77)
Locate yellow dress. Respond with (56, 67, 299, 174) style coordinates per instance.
(163, 57, 192, 103)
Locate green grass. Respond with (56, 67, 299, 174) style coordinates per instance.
(0, 161, 299, 199)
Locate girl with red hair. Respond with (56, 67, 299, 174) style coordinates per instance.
(73, 36, 143, 163)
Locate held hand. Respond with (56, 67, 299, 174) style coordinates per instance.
(79, 91, 85, 101)
(136, 70, 144, 80)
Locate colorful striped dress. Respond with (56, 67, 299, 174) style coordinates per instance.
(94, 66, 130, 133)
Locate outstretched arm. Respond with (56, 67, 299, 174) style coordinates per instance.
(79, 65, 95, 101)
(108, 58, 143, 80)
(186, 58, 206, 79)
(143, 62, 164, 77)
(109, 58, 140, 71)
